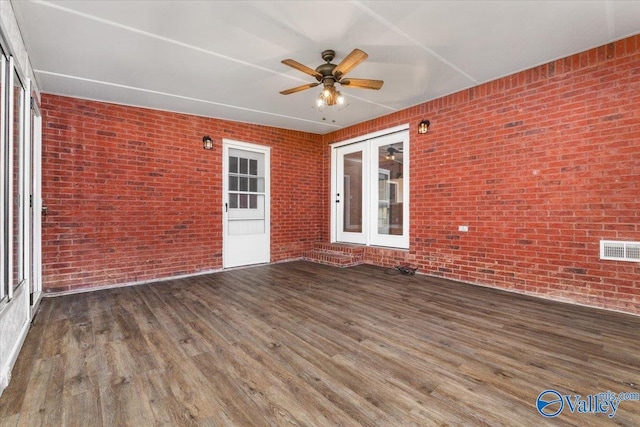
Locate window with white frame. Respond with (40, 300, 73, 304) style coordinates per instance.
(1, 53, 27, 304)
(0, 50, 6, 303)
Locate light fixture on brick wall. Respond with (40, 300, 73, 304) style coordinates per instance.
(418, 120, 430, 134)
(202, 135, 213, 150)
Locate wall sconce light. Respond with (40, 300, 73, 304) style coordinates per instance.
(202, 135, 213, 150)
(418, 120, 430, 134)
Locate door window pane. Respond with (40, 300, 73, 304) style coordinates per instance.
(378, 142, 403, 235)
(229, 194, 238, 209)
(229, 176, 238, 191)
(228, 154, 264, 210)
(239, 158, 248, 174)
(343, 151, 362, 233)
(239, 194, 248, 209)
(229, 156, 238, 173)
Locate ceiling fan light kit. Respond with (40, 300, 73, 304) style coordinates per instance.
(280, 48, 383, 110)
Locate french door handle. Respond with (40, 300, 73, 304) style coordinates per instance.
(336, 193, 340, 203)
(225, 202, 228, 212)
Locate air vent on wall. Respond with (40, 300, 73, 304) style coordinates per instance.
(600, 240, 640, 262)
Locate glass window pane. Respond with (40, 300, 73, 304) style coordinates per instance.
(229, 175, 238, 191)
(12, 70, 24, 289)
(229, 156, 238, 173)
(239, 176, 248, 192)
(249, 194, 257, 209)
(249, 159, 258, 176)
(0, 55, 5, 299)
(229, 193, 238, 209)
(378, 142, 403, 235)
(249, 178, 257, 193)
(343, 151, 362, 233)
(239, 194, 248, 209)
(239, 158, 248, 174)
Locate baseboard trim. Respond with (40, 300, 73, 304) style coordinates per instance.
(44, 267, 224, 297)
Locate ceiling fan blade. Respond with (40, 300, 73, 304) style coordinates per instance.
(340, 78, 384, 90)
(281, 59, 322, 80)
(279, 82, 320, 95)
(332, 49, 368, 78)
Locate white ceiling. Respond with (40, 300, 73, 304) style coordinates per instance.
(12, 0, 640, 134)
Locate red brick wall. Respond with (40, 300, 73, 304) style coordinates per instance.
(42, 35, 639, 315)
(42, 96, 323, 292)
(324, 35, 640, 314)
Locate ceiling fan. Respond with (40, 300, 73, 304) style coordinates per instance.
(279, 49, 384, 106)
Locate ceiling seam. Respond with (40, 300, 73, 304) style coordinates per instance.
(32, 0, 396, 120)
(351, 0, 480, 85)
(36, 70, 342, 129)
(32, 0, 300, 81)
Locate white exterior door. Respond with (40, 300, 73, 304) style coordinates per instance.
(223, 140, 270, 268)
(331, 125, 410, 249)
(335, 142, 367, 244)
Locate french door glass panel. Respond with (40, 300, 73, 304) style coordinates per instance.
(377, 142, 404, 235)
(336, 142, 366, 244)
(343, 151, 363, 233)
(370, 132, 409, 248)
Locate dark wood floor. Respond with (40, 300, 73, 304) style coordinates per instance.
(1, 261, 639, 426)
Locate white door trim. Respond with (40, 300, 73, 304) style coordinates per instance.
(29, 93, 43, 317)
(222, 139, 270, 268)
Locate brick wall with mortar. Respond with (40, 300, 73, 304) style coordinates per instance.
(42, 35, 639, 315)
(41, 96, 323, 292)
(323, 35, 640, 314)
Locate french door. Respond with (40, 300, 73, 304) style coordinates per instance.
(336, 142, 367, 244)
(332, 127, 410, 249)
(222, 140, 270, 268)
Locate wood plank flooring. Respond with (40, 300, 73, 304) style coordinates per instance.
(1, 261, 640, 426)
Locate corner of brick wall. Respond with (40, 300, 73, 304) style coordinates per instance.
(41, 97, 324, 292)
(324, 35, 640, 315)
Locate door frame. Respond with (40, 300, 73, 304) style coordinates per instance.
(330, 123, 409, 246)
(222, 139, 271, 269)
(29, 93, 42, 317)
